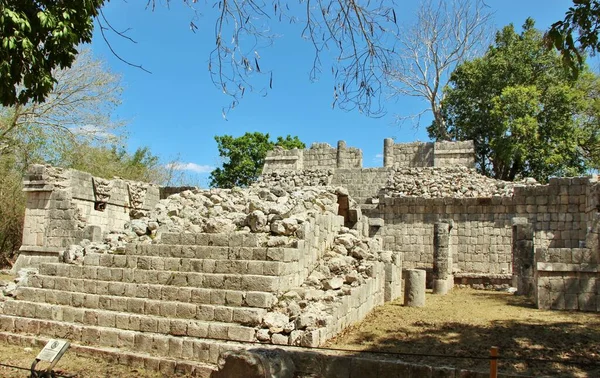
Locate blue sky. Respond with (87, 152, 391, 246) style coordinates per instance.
(89, 0, 575, 186)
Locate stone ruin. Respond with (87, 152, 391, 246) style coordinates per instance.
(0, 138, 598, 377)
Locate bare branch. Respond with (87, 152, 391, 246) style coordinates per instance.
(387, 0, 493, 136)
(96, 16, 151, 74)
(140, 0, 399, 116)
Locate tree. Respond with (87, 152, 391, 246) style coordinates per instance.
(2, 1, 398, 116)
(546, 0, 600, 75)
(387, 0, 492, 138)
(0, 48, 124, 166)
(434, 19, 599, 182)
(209, 133, 305, 188)
(0, 0, 105, 106)
(0, 48, 168, 267)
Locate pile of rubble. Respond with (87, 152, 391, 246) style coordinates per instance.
(382, 166, 539, 198)
(60, 182, 387, 346)
(258, 169, 334, 189)
(258, 227, 384, 345)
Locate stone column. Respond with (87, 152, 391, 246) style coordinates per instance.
(336, 140, 346, 168)
(382, 251, 403, 302)
(433, 220, 453, 295)
(512, 217, 534, 296)
(404, 269, 426, 307)
(383, 138, 394, 167)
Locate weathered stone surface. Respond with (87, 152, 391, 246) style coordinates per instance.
(263, 312, 290, 330)
(382, 166, 539, 199)
(214, 349, 295, 378)
(404, 269, 426, 307)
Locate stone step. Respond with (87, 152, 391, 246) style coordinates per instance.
(16, 287, 268, 326)
(161, 232, 261, 247)
(2, 300, 257, 343)
(38, 263, 293, 293)
(83, 253, 294, 276)
(0, 314, 248, 365)
(124, 243, 300, 262)
(28, 275, 276, 308)
(0, 331, 217, 377)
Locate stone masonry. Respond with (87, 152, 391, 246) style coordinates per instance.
(1, 138, 600, 377)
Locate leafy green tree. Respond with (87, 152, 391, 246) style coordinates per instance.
(432, 19, 599, 182)
(0, 0, 105, 106)
(0, 47, 169, 267)
(546, 0, 600, 75)
(61, 144, 164, 183)
(209, 132, 305, 188)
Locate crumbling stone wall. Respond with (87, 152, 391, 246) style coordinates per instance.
(263, 139, 476, 204)
(15, 165, 159, 271)
(382, 139, 475, 169)
(263, 141, 362, 174)
(531, 177, 600, 311)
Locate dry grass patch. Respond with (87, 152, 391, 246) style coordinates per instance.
(0, 341, 166, 378)
(326, 288, 600, 377)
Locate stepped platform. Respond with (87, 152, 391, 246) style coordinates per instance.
(1, 232, 305, 367)
(1, 225, 392, 375)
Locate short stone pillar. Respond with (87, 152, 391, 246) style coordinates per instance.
(512, 217, 534, 296)
(383, 138, 394, 167)
(381, 251, 403, 302)
(433, 220, 453, 295)
(404, 269, 426, 307)
(336, 140, 346, 168)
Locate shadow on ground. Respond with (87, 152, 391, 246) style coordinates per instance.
(327, 290, 600, 377)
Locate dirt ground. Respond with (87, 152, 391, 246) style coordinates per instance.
(0, 342, 169, 378)
(326, 288, 600, 377)
(1, 288, 598, 377)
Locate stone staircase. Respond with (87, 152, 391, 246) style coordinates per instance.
(0, 232, 307, 373)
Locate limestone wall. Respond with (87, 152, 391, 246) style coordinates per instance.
(15, 165, 160, 271)
(263, 141, 363, 174)
(382, 139, 475, 169)
(375, 197, 513, 274)
(384, 141, 434, 168)
(434, 140, 476, 168)
(372, 177, 600, 279)
(330, 168, 390, 205)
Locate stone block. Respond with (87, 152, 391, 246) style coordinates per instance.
(196, 305, 215, 321)
(243, 276, 278, 292)
(225, 290, 244, 306)
(245, 292, 276, 308)
(565, 294, 579, 310)
(170, 319, 188, 336)
(187, 321, 209, 338)
(228, 325, 257, 342)
(214, 307, 233, 323)
(551, 292, 566, 310)
(177, 303, 198, 319)
(578, 293, 597, 311)
(140, 317, 158, 333)
(208, 323, 228, 340)
(232, 308, 265, 326)
(190, 288, 211, 304)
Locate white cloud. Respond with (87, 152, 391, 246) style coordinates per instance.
(166, 162, 214, 174)
(373, 153, 384, 162)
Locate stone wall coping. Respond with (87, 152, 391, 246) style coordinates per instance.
(18, 245, 64, 253)
(453, 272, 512, 279)
(433, 149, 473, 155)
(264, 155, 299, 162)
(536, 262, 599, 272)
